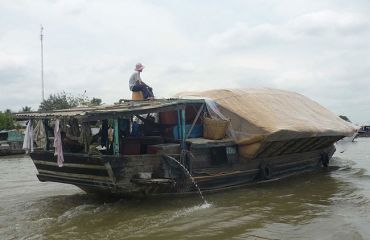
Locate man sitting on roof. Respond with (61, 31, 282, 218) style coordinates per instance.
(129, 63, 154, 100)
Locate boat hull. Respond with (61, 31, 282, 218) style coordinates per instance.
(30, 145, 335, 197)
(0, 141, 24, 156)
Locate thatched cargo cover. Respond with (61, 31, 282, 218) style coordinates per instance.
(176, 88, 356, 145)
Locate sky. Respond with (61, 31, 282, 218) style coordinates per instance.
(0, 0, 369, 124)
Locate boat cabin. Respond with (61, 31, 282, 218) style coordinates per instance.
(18, 99, 234, 164)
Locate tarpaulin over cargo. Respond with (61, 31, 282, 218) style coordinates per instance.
(176, 88, 356, 142)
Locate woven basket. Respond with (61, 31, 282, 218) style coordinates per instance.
(203, 117, 230, 140)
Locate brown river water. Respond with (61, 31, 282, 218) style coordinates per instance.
(1, 138, 370, 240)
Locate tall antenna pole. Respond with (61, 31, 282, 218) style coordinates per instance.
(40, 25, 45, 101)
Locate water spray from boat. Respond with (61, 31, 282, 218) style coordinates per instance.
(164, 154, 208, 205)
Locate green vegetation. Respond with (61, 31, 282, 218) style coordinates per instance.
(21, 106, 32, 112)
(0, 93, 103, 130)
(90, 97, 102, 106)
(0, 110, 15, 130)
(39, 92, 102, 111)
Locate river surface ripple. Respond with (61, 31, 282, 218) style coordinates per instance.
(1, 138, 370, 240)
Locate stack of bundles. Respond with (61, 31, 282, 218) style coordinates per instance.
(176, 88, 356, 158)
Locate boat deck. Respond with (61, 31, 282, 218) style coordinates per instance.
(186, 138, 236, 148)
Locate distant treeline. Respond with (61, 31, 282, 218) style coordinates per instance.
(0, 92, 102, 130)
(0, 110, 15, 130)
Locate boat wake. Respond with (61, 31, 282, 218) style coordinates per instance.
(174, 202, 212, 217)
(57, 204, 98, 223)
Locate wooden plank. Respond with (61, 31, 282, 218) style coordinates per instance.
(185, 104, 204, 139)
(276, 138, 306, 155)
(305, 137, 329, 151)
(274, 157, 317, 169)
(85, 104, 187, 121)
(33, 160, 106, 170)
(194, 169, 259, 181)
(290, 137, 318, 154)
(104, 162, 116, 183)
(35, 163, 109, 177)
(30, 151, 109, 165)
(37, 173, 114, 187)
(16, 100, 202, 120)
(257, 141, 286, 158)
(188, 138, 236, 149)
(37, 169, 112, 182)
(254, 141, 272, 158)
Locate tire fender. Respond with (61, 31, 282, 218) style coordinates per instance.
(321, 153, 329, 167)
(260, 161, 273, 180)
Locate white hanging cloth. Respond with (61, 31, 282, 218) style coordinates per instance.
(54, 119, 64, 167)
(22, 120, 34, 154)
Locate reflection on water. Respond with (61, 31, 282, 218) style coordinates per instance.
(1, 139, 370, 239)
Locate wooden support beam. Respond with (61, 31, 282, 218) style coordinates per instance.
(186, 104, 204, 139)
(43, 119, 49, 151)
(181, 109, 186, 149)
(176, 109, 181, 141)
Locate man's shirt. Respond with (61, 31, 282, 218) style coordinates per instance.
(129, 72, 141, 91)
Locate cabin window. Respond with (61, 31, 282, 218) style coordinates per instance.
(210, 147, 228, 165)
(0, 132, 7, 141)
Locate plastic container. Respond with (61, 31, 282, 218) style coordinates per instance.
(159, 106, 203, 125)
(120, 139, 141, 155)
(172, 124, 203, 139)
(159, 111, 178, 125)
(132, 91, 144, 100)
(147, 143, 180, 154)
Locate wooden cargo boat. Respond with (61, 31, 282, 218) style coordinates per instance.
(357, 125, 370, 137)
(16, 89, 355, 197)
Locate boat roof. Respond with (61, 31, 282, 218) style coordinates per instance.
(0, 129, 20, 133)
(15, 98, 205, 121)
(0, 130, 10, 133)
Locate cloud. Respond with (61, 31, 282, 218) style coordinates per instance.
(209, 22, 293, 49)
(291, 10, 370, 36)
(209, 10, 370, 50)
(206, 9, 370, 123)
(1, 1, 370, 123)
(0, 53, 29, 84)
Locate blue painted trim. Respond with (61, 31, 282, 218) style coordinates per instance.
(177, 110, 181, 140)
(181, 109, 186, 148)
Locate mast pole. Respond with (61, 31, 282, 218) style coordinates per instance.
(40, 25, 45, 101)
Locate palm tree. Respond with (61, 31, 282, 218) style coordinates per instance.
(21, 106, 32, 112)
